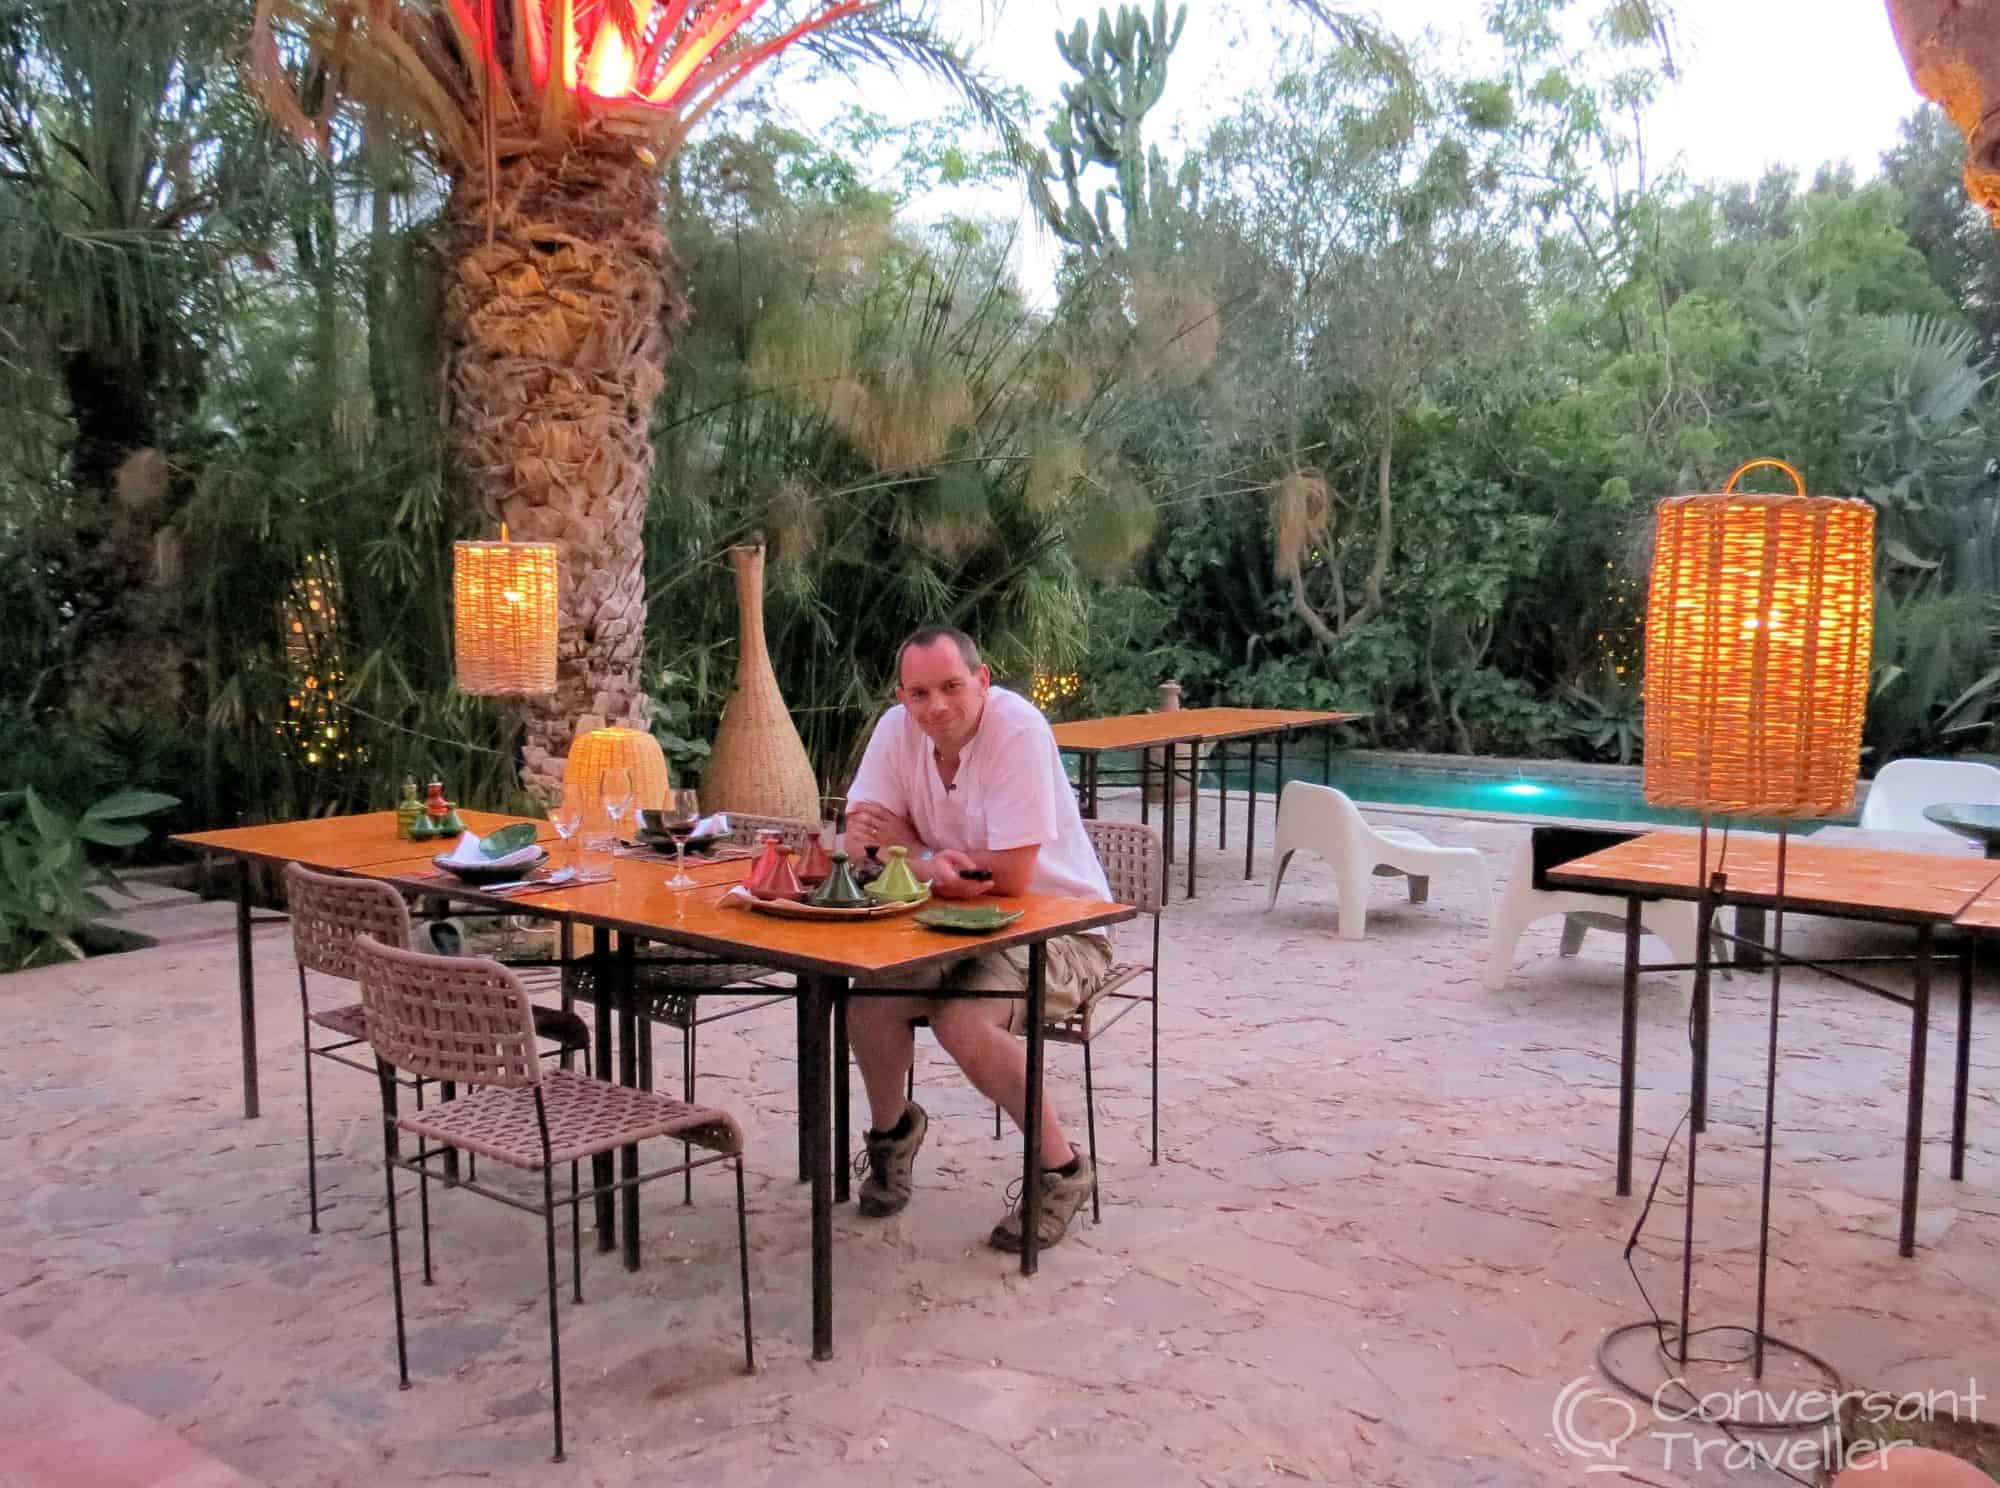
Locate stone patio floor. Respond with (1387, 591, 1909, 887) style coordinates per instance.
(4, 796, 1997, 1487)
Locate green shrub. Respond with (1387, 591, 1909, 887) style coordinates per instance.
(0, 788, 177, 972)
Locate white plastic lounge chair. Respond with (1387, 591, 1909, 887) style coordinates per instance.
(1858, 758, 2000, 838)
(1484, 830, 1711, 990)
(1265, 781, 1490, 940)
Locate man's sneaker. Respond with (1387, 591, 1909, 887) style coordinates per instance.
(988, 1152, 1094, 1253)
(856, 1101, 929, 1217)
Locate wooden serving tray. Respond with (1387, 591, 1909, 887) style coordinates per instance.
(747, 891, 931, 921)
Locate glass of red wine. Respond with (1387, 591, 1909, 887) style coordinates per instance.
(663, 786, 701, 889)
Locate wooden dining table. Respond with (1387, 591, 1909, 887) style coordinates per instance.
(1549, 828, 2000, 1256)
(1051, 707, 1362, 898)
(175, 813, 1136, 1360)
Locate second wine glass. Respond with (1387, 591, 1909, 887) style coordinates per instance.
(551, 782, 586, 872)
(599, 768, 635, 852)
(664, 786, 701, 889)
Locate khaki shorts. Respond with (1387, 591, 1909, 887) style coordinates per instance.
(856, 933, 1114, 1033)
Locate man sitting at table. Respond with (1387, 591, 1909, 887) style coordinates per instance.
(843, 625, 1114, 1251)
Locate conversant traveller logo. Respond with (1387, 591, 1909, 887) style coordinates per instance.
(1549, 1375, 1987, 1477)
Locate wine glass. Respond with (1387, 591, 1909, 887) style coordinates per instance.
(550, 782, 586, 872)
(599, 768, 635, 851)
(663, 786, 701, 889)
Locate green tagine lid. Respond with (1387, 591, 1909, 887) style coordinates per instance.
(808, 851, 870, 909)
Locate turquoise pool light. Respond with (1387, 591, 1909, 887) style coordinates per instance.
(1498, 781, 1550, 798)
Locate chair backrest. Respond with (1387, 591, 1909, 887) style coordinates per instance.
(1084, 819, 1164, 914)
(1529, 826, 1642, 891)
(285, 863, 412, 980)
(1860, 758, 2000, 833)
(725, 812, 817, 856)
(1279, 780, 1374, 841)
(353, 934, 542, 1088)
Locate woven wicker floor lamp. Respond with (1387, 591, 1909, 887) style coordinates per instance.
(1639, 459, 1875, 1383)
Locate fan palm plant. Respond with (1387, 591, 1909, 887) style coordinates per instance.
(250, 0, 931, 794)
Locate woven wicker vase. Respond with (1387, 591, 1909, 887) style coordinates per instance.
(702, 545, 821, 820)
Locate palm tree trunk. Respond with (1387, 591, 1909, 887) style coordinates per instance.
(441, 143, 685, 798)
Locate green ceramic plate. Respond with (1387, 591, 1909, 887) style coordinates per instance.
(913, 906, 1025, 935)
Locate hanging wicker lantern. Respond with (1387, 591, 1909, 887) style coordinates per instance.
(563, 726, 672, 829)
(1643, 460, 1876, 819)
(454, 527, 559, 696)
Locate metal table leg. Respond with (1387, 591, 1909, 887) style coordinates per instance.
(1140, 748, 1151, 826)
(1900, 927, 1934, 1258)
(1954, 942, 1974, 1182)
(1160, 746, 1177, 889)
(1021, 942, 1047, 1276)
(833, 993, 851, 1205)
(1186, 740, 1200, 900)
(1618, 897, 1640, 1196)
(236, 858, 260, 1120)
(1218, 742, 1228, 852)
(796, 988, 810, 1184)
(801, 975, 836, 1359)
(591, 926, 615, 1251)
(1244, 738, 1259, 880)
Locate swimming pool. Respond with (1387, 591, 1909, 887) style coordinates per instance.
(1101, 748, 1853, 832)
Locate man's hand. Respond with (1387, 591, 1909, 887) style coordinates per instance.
(845, 801, 918, 853)
(923, 849, 994, 900)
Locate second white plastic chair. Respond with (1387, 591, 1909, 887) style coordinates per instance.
(1265, 781, 1490, 939)
(1484, 837, 1709, 990)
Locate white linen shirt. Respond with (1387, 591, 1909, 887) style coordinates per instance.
(845, 686, 1111, 907)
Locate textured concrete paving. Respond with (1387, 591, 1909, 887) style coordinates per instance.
(3, 797, 1996, 1487)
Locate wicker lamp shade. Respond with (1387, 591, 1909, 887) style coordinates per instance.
(563, 726, 671, 822)
(454, 530, 558, 695)
(1642, 460, 1875, 819)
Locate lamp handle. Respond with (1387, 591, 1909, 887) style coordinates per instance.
(1722, 459, 1806, 497)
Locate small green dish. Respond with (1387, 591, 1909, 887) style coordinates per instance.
(913, 906, 1025, 935)
(481, 822, 541, 859)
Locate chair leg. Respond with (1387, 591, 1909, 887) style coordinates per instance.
(683, 1019, 696, 1207)
(735, 1156, 756, 1375)
(994, 1101, 1002, 1140)
(413, 1080, 433, 1286)
(301, 996, 320, 1234)
(1559, 915, 1590, 957)
(1265, 847, 1295, 910)
(1150, 967, 1161, 1166)
(542, 1164, 565, 1464)
(1336, 859, 1369, 941)
(1082, 1039, 1100, 1224)
(1406, 874, 1430, 905)
(570, 1161, 583, 1305)
(905, 1060, 914, 1102)
(377, 1073, 410, 1391)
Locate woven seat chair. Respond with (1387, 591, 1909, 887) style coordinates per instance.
(563, 811, 815, 1203)
(352, 934, 753, 1464)
(286, 864, 592, 1235)
(911, 820, 1165, 1223)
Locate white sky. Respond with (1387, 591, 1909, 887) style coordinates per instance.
(780, 1, 1933, 302)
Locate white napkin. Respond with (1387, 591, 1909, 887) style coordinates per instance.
(437, 830, 543, 869)
(692, 812, 731, 837)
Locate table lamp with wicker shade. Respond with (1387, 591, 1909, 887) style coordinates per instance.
(564, 726, 671, 837)
(454, 528, 559, 696)
(1635, 458, 1875, 1385)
